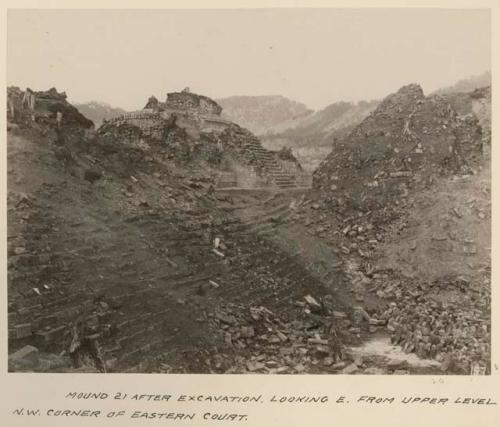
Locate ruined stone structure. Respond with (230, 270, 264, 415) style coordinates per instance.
(143, 87, 223, 117)
(22, 88, 36, 111)
(7, 86, 94, 130)
(165, 89, 223, 116)
(105, 111, 165, 139)
(107, 88, 230, 136)
(104, 88, 312, 189)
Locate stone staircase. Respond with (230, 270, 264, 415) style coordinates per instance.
(240, 140, 311, 189)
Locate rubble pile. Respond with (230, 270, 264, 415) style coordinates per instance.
(286, 184, 490, 373)
(207, 191, 443, 375)
(208, 301, 336, 374)
(313, 84, 482, 202)
(375, 165, 491, 372)
(295, 84, 491, 373)
(294, 167, 491, 371)
(376, 276, 490, 373)
(203, 295, 362, 374)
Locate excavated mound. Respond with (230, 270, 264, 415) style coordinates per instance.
(99, 106, 309, 189)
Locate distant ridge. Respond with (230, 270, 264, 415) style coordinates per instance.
(216, 95, 313, 135)
(73, 101, 128, 128)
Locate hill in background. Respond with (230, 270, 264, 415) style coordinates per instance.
(216, 95, 313, 136)
(73, 101, 128, 128)
(433, 71, 491, 95)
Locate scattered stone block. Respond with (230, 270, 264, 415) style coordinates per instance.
(342, 363, 359, 374)
(304, 294, 321, 308)
(387, 359, 409, 370)
(364, 367, 386, 374)
(331, 361, 347, 370)
(15, 323, 32, 339)
(35, 325, 67, 347)
(9, 345, 39, 365)
(246, 361, 264, 372)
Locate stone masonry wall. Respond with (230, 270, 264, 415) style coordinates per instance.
(166, 92, 222, 116)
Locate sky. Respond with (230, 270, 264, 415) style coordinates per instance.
(7, 9, 491, 111)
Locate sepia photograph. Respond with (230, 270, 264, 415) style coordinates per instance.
(6, 8, 491, 376)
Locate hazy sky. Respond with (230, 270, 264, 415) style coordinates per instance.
(7, 9, 491, 111)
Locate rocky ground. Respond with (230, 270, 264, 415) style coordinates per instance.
(280, 167, 490, 374)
